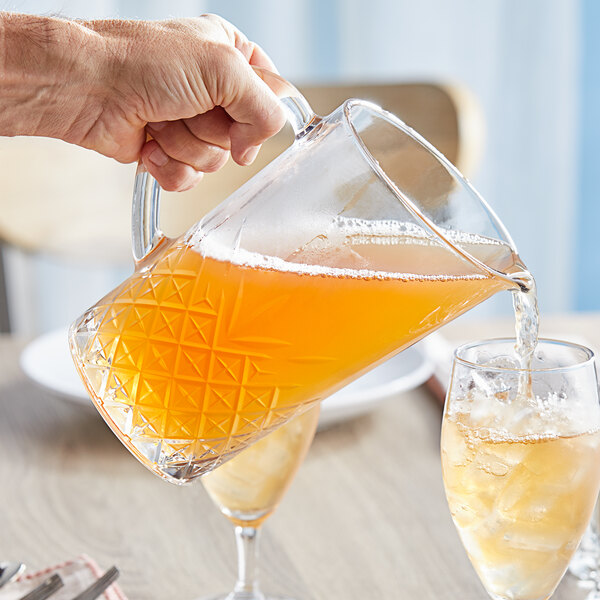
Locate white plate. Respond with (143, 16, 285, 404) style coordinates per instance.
(21, 328, 91, 405)
(20, 328, 434, 429)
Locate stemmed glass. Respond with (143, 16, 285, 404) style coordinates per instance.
(199, 404, 320, 600)
(441, 338, 600, 600)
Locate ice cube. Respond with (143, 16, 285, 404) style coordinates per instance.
(502, 521, 570, 554)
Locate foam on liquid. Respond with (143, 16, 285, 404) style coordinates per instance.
(192, 217, 509, 283)
(196, 216, 564, 436)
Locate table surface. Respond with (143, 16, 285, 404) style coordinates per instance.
(1, 313, 598, 599)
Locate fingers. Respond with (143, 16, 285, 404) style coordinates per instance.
(199, 16, 285, 163)
(209, 48, 286, 166)
(142, 112, 232, 191)
(146, 119, 229, 172)
(227, 65, 286, 166)
(231, 26, 279, 74)
(184, 107, 233, 149)
(201, 13, 279, 73)
(133, 15, 287, 189)
(140, 140, 204, 192)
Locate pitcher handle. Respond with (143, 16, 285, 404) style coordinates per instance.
(131, 67, 320, 263)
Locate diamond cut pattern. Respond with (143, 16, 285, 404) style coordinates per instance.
(182, 313, 216, 346)
(69, 242, 314, 479)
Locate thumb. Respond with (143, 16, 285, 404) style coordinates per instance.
(219, 54, 286, 165)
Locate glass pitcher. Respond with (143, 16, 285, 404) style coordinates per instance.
(69, 70, 528, 484)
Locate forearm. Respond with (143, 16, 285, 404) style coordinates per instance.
(0, 12, 284, 189)
(0, 12, 111, 141)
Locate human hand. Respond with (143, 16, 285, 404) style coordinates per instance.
(86, 15, 287, 191)
(0, 13, 286, 191)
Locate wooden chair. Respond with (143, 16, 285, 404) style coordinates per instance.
(0, 82, 484, 333)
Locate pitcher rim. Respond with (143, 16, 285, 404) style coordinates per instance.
(340, 98, 520, 286)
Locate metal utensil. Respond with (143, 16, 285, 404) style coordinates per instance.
(18, 573, 63, 600)
(0, 561, 26, 588)
(69, 566, 119, 600)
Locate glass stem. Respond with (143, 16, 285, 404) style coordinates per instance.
(231, 525, 264, 599)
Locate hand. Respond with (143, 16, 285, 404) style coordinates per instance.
(0, 13, 286, 191)
(86, 15, 287, 191)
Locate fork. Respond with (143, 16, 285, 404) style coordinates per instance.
(18, 574, 64, 600)
(17, 566, 119, 600)
(69, 566, 119, 600)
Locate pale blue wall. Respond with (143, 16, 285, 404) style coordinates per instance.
(576, 0, 600, 311)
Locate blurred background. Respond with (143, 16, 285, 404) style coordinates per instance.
(0, 0, 597, 335)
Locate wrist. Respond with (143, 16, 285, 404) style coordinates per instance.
(0, 12, 111, 141)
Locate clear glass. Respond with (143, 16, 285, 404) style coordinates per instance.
(198, 405, 320, 600)
(441, 338, 600, 600)
(569, 507, 600, 579)
(569, 499, 600, 598)
(69, 70, 529, 483)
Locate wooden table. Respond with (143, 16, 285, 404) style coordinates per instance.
(0, 314, 597, 599)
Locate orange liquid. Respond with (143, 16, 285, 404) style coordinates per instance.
(72, 225, 518, 479)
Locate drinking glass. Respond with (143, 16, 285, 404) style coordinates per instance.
(569, 499, 600, 598)
(569, 508, 600, 580)
(441, 338, 600, 600)
(199, 404, 320, 600)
